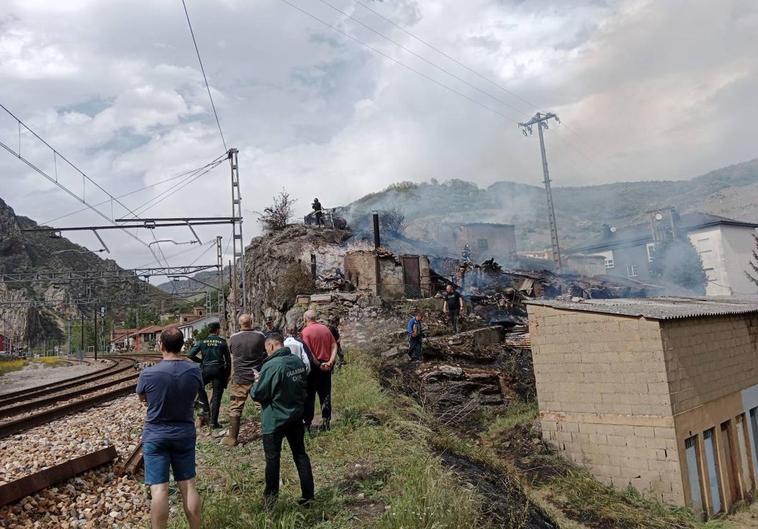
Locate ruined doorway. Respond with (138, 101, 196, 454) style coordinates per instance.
(402, 255, 421, 298)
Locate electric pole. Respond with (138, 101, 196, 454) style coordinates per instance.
(519, 112, 563, 271)
(229, 148, 245, 329)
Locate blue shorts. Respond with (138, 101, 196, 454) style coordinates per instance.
(143, 437, 197, 485)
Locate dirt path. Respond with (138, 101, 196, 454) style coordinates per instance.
(0, 360, 102, 395)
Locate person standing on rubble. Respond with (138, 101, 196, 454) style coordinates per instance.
(301, 309, 338, 432)
(443, 284, 465, 334)
(187, 322, 231, 429)
(312, 198, 324, 227)
(327, 315, 345, 367)
(223, 314, 267, 447)
(406, 311, 424, 361)
(252, 332, 315, 507)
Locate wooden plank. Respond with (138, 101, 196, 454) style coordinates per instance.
(0, 446, 117, 507)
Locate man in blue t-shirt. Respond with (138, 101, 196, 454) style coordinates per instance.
(136, 327, 203, 529)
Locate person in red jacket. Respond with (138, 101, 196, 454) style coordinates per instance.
(300, 309, 337, 432)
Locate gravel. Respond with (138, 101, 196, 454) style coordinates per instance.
(0, 394, 149, 528)
(0, 360, 110, 396)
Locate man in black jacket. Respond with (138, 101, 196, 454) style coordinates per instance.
(187, 322, 231, 429)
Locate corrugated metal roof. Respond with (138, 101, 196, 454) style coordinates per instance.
(525, 296, 758, 320)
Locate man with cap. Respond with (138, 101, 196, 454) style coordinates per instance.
(187, 321, 231, 429)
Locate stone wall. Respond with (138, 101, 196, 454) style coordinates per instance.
(528, 305, 684, 504)
(661, 314, 758, 415)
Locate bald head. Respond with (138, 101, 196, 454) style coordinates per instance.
(239, 314, 252, 330)
(304, 309, 316, 322)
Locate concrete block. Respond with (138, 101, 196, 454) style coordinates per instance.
(310, 293, 333, 303)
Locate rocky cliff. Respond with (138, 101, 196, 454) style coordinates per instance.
(0, 197, 168, 350)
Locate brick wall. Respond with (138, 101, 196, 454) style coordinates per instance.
(529, 305, 684, 504)
(661, 314, 758, 415)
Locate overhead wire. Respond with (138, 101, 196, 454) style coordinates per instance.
(313, 0, 526, 117)
(180, 0, 228, 152)
(350, 1, 631, 178)
(275, 0, 513, 121)
(40, 157, 226, 225)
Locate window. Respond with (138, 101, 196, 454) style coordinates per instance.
(626, 264, 639, 278)
(703, 428, 722, 513)
(646, 243, 656, 263)
(605, 255, 615, 270)
(685, 436, 705, 513)
(477, 239, 488, 250)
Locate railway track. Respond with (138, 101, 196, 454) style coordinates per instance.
(0, 355, 158, 439)
(0, 354, 159, 512)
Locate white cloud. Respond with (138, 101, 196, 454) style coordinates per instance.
(0, 0, 756, 269)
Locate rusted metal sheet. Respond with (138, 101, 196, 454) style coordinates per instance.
(116, 441, 144, 476)
(0, 373, 139, 420)
(0, 383, 137, 439)
(0, 446, 117, 508)
(402, 255, 421, 298)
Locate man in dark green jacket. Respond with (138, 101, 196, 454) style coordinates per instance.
(251, 332, 314, 506)
(187, 322, 231, 429)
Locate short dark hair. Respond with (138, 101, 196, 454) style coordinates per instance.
(208, 322, 221, 333)
(265, 332, 284, 345)
(160, 327, 184, 353)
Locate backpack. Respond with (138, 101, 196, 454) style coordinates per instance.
(407, 317, 416, 337)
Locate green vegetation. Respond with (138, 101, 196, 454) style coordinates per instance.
(479, 399, 728, 529)
(0, 356, 67, 376)
(167, 355, 487, 529)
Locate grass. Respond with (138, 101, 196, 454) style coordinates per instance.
(166, 353, 487, 529)
(477, 393, 731, 529)
(0, 356, 66, 376)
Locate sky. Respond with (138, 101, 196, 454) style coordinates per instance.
(0, 0, 756, 269)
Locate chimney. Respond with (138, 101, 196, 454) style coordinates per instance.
(372, 213, 380, 249)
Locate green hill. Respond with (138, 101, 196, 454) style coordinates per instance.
(341, 158, 758, 253)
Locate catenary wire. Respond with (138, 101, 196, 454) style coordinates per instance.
(180, 0, 228, 152)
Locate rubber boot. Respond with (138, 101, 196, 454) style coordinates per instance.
(222, 416, 240, 447)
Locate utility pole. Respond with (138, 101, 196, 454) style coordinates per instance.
(229, 149, 246, 325)
(519, 112, 563, 271)
(216, 235, 223, 317)
(93, 308, 98, 360)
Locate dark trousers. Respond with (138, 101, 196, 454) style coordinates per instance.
(197, 364, 225, 425)
(315, 212, 324, 226)
(262, 420, 314, 500)
(303, 368, 332, 426)
(408, 338, 422, 360)
(449, 309, 460, 333)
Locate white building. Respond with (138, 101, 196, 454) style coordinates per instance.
(568, 211, 758, 297)
(178, 314, 220, 341)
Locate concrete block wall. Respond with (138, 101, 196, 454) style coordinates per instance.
(661, 315, 758, 415)
(529, 305, 684, 504)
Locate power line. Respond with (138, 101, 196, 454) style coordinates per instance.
(180, 0, 228, 152)
(40, 157, 225, 225)
(276, 0, 512, 121)
(355, 0, 536, 113)
(314, 0, 525, 117)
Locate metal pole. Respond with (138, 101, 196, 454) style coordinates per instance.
(536, 120, 562, 270)
(216, 236, 223, 316)
(80, 313, 84, 359)
(372, 213, 381, 248)
(93, 308, 98, 360)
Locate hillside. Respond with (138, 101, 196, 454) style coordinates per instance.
(340, 158, 758, 254)
(0, 197, 170, 350)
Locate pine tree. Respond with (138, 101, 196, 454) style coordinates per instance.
(748, 234, 758, 287)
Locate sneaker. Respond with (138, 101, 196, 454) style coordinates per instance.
(211, 422, 223, 429)
(298, 497, 314, 508)
(319, 419, 331, 432)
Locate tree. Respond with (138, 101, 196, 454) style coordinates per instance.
(258, 190, 296, 232)
(649, 239, 708, 294)
(380, 208, 406, 237)
(748, 234, 758, 287)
